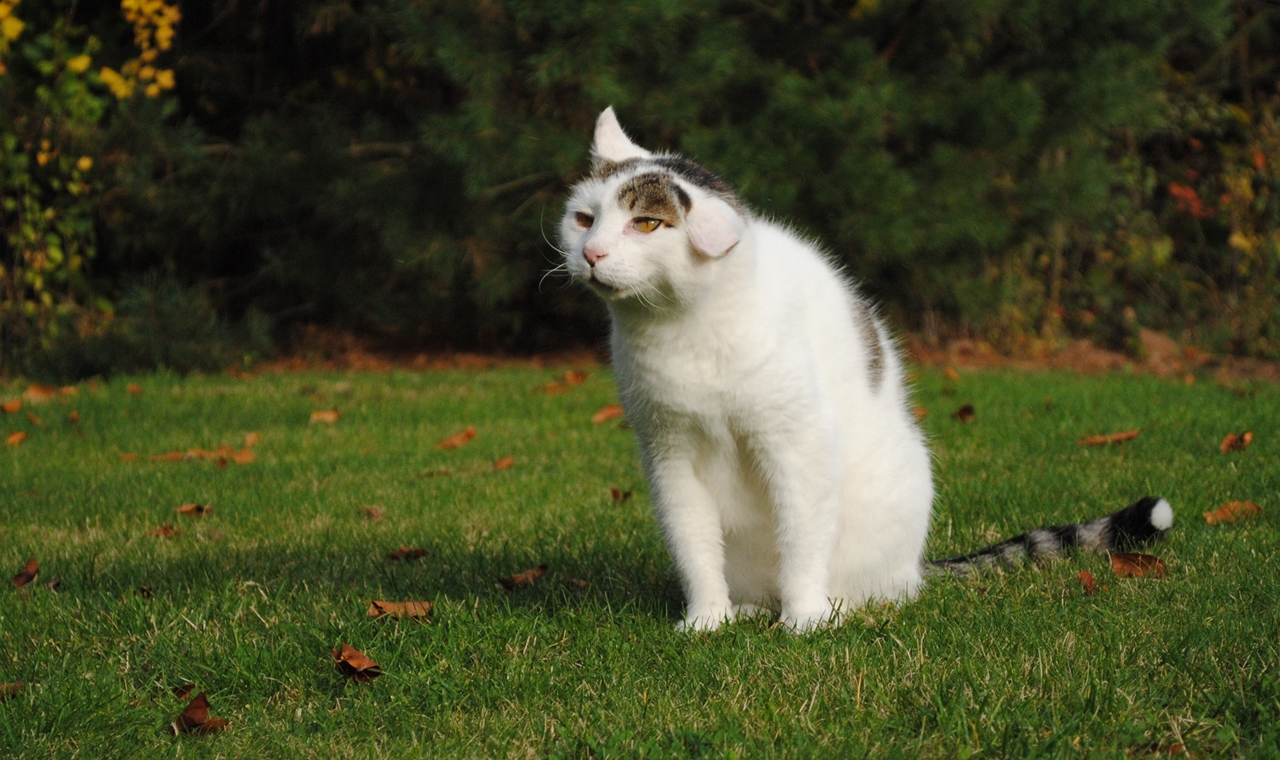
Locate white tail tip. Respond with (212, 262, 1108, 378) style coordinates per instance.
(1150, 498, 1174, 531)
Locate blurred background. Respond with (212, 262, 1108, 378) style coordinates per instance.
(2, 0, 1277, 380)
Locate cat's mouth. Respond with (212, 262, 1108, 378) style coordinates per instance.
(588, 271, 620, 294)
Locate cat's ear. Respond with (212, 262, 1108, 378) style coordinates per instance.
(592, 107, 651, 163)
(685, 195, 744, 259)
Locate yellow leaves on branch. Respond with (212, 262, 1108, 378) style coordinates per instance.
(99, 0, 180, 100)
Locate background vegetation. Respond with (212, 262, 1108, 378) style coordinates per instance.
(5, 0, 1280, 377)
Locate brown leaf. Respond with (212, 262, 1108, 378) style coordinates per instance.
(310, 409, 340, 424)
(542, 382, 569, 395)
(1204, 500, 1262, 525)
(1078, 429, 1141, 446)
(5, 431, 26, 446)
(436, 426, 477, 450)
(24, 384, 57, 403)
(367, 600, 434, 620)
(25, 412, 43, 428)
(118, 452, 139, 462)
(151, 451, 184, 461)
(912, 405, 928, 421)
(1219, 431, 1254, 453)
(60, 386, 78, 396)
(244, 432, 261, 448)
(0, 682, 24, 701)
(951, 404, 976, 423)
(944, 367, 962, 382)
(499, 563, 548, 590)
(361, 505, 384, 522)
(176, 503, 212, 518)
(67, 411, 80, 424)
(387, 545, 426, 561)
(1, 400, 21, 414)
(229, 448, 256, 464)
(333, 643, 382, 681)
(493, 455, 515, 471)
(150, 524, 179, 538)
(172, 683, 196, 701)
(565, 578, 589, 589)
(610, 487, 632, 503)
(171, 691, 229, 735)
(592, 404, 625, 425)
(564, 370, 589, 386)
(12, 558, 37, 588)
(1110, 553, 1167, 579)
(126, 383, 142, 395)
(1077, 570, 1098, 595)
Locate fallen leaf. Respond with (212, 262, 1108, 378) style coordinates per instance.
(1110, 553, 1167, 579)
(67, 411, 80, 424)
(367, 600, 433, 620)
(1219, 431, 1253, 452)
(150, 524, 179, 538)
(25, 412, 43, 428)
(592, 404, 625, 425)
(229, 448, 256, 464)
(172, 683, 196, 701)
(566, 578, 589, 589)
(913, 405, 928, 421)
(1204, 500, 1261, 525)
(151, 451, 184, 461)
(564, 370, 589, 386)
(610, 487, 632, 503)
(170, 691, 229, 735)
(944, 367, 961, 382)
(493, 455, 515, 471)
(5, 431, 26, 446)
(437, 426, 477, 450)
(499, 563, 548, 590)
(12, 558, 37, 588)
(176, 503, 212, 518)
(951, 404, 976, 423)
(60, 386, 78, 396)
(244, 432, 261, 448)
(333, 643, 382, 681)
(0, 682, 24, 701)
(1, 400, 20, 414)
(387, 545, 426, 561)
(118, 452, 138, 462)
(1077, 570, 1097, 595)
(310, 409, 340, 424)
(23, 384, 57, 403)
(127, 383, 142, 395)
(361, 505, 384, 521)
(1078, 429, 1141, 446)
(542, 382, 569, 395)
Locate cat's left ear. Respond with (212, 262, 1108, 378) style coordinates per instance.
(685, 195, 744, 259)
(592, 107, 652, 163)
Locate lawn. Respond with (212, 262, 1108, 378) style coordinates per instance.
(1, 366, 1277, 758)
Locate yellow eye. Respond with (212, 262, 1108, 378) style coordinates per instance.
(634, 218, 661, 233)
(574, 212, 594, 228)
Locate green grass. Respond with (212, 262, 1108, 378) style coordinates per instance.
(1, 367, 1278, 758)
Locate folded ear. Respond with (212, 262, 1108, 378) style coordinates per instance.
(685, 195, 744, 258)
(592, 107, 651, 163)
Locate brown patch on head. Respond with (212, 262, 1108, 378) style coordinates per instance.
(616, 172, 688, 225)
(652, 157, 744, 214)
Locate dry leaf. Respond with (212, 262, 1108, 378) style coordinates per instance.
(170, 691, 229, 735)
(387, 546, 426, 561)
(118, 452, 139, 462)
(1077, 570, 1098, 595)
(25, 412, 43, 428)
(361, 505, 384, 522)
(5, 431, 26, 446)
(12, 558, 37, 588)
(1078, 429, 1141, 446)
(499, 563, 548, 590)
(493, 455, 515, 471)
(1110, 553, 1167, 579)
(333, 643, 382, 681)
(564, 370, 589, 386)
(944, 367, 962, 382)
(592, 404, 625, 425)
(67, 411, 80, 424)
(151, 451, 184, 461)
(150, 524, 179, 538)
(244, 432, 261, 448)
(610, 487, 633, 503)
(367, 600, 433, 620)
(913, 405, 928, 421)
(229, 448, 256, 464)
(60, 386, 78, 396)
(436, 426, 477, 450)
(172, 683, 196, 701)
(1, 400, 20, 414)
(0, 682, 24, 701)
(23, 384, 57, 403)
(176, 503, 212, 518)
(542, 382, 569, 394)
(566, 578, 589, 589)
(1204, 500, 1261, 525)
(951, 404, 976, 423)
(1219, 431, 1254, 452)
(310, 409, 340, 424)
(127, 383, 142, 395)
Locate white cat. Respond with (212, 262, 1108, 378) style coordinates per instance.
(559, 108, 1172, 632)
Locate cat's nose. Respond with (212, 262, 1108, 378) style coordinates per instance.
(583, 243, 607, 266)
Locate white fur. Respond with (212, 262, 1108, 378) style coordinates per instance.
(560, 110, 934, 632)
(1150, 498, 1174, 531)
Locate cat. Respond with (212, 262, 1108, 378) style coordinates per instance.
(558, 107, 1173, 632)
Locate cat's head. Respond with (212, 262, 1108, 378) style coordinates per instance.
(559, 108, 746, 306)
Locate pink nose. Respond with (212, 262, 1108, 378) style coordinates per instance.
(583, 243, 606, 266)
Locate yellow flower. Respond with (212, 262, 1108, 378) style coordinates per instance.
(36, 152, 49, 166)
(144, 82, 160, 98)
(98, 66, 135, 99)
(139, 64, 155, 80)
(0, 2, 11, 20)
(67, 54, 92, 73)
(154, 68, 174, 89)
(1, 14, 24, 41)
(77, 156, 93, 172)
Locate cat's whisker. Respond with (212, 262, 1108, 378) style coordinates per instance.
(538, 263, 572, 293)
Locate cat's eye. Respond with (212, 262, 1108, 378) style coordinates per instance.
(634, 218, 662, 233)
(574, 212, 594, 228)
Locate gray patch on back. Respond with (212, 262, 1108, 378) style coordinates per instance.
(851, 297, 884, 392)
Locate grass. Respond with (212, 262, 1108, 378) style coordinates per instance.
(1, 366, 1278, 758)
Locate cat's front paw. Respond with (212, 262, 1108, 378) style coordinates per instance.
(676, 606, 735, 632)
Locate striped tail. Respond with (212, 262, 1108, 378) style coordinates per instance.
(925, 496, 1174, 576)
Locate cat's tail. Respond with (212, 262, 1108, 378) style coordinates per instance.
(924, 496, 1173, 577)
